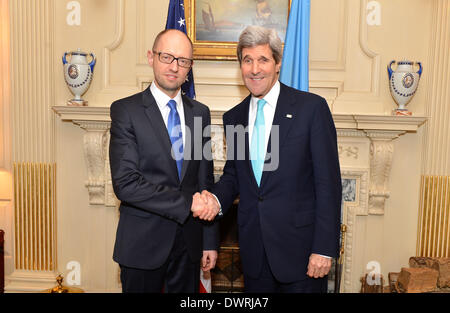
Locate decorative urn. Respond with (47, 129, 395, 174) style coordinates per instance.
(62, 49, 96, 106)
(387, 60, 422, 116)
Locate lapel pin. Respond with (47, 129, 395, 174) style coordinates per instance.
(286, 114, 293, 119)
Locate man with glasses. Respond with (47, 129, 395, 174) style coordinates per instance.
(109, 29, 219, 293)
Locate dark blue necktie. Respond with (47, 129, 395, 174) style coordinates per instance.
(167, 100, 183, 178)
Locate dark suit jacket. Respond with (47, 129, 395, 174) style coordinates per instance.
(109, 87, 219, 270)
(213, 82, 342, 282)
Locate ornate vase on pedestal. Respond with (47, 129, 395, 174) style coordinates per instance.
(62, 49, 96, 106)
(388, 60, 422, 116)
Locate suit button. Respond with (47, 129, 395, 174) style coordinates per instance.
(258, 196, 264, 202)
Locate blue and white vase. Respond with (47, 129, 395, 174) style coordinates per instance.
(388, 60, 422, 115)
(62, 49, 96, 106)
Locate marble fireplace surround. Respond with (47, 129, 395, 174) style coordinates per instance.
(52, 106, 426, 292)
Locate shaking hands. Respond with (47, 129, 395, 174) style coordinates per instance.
(191, 190, 220, 221)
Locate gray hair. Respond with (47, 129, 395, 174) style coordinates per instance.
(237, 25, 283, 64)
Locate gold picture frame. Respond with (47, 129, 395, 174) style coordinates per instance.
(185, 0, 292, 60)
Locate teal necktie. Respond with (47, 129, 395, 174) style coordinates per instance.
(251, 99, 266, 186)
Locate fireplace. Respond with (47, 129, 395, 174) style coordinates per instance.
(46, 106, 426, 292)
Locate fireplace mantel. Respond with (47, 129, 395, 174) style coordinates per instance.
(52, 105, 427, 215)
(52, 105, 427, 130)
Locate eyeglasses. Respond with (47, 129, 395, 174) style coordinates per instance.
(153, 51, 193, 68)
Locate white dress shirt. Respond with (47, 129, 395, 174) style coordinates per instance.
(248, 80, 280, 157)
(150, 81, 186, 148)
(213, 82, 281, 213)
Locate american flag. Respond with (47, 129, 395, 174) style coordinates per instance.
(165, 0, 196, 99)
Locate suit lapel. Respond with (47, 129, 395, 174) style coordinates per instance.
(259, 83, 295, 189)
(142, 88, 180, 182)
(237, 96, 260, 189)
(180, 95, 194, 183)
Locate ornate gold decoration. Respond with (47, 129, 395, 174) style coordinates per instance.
(42, 275, 84, 293)
(338, 224, 347, 266)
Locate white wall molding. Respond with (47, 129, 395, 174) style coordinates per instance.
(359, 0, 381, 96)
(102, 0, 125, 90)
(310, 0, 348, 71)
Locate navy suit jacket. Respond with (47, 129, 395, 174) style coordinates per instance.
(213, 82, 342, 282)
(109, 87, 219, 270)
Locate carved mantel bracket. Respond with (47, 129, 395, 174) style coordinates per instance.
(335, 114, 427, 215)
(53, 106, 427, 212)
(53, 106, 113, 206)
(364, 130, 403, 215)
(75, 121, 110, 205)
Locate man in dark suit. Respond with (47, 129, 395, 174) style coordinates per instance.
(196, 26, 342, 293)
(109, 29, 218, 293)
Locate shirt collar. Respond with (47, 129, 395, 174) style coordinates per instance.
(150, 81, 183, 110)
(250, 80, 280, 109)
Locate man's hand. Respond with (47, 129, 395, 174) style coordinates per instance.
(191, 192, 207, 213)
(191, 190, 220, 221)
(201, 250, 218, 271)
(307, 254, 332, 278)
